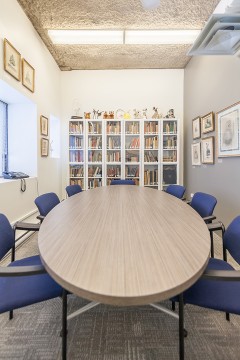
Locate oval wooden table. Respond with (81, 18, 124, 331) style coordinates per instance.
(38, 186, 210, 360)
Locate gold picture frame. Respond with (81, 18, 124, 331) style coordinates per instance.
(41, 138, 49, 157)
(191, 142, 201, 166)
(40, 116, 48, 136)
(202, 136, 214, 164)
(192, 116, 201, 139)
(22, 59, 35, 92)
(3, 38, 21, 81)
(201, 112, 214, 134)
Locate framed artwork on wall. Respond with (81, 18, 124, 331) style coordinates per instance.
(201, 112, 214, 134)
(202, 136, 214, 164)
(22, 59, 35, 92)
(40, 115, 48, 136)
(191, 142, 201, 166)
(41, 138, 49, 157)
(3, 38, 21, 81)
(192, 117, 201, 139)
(216, 101, 240, 157)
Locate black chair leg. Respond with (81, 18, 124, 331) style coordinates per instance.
(172, 301, 176, 311)
(210, 231, 214, 258)
(62, 290, 67, 360)
(226, 313, 230, 321)
(9, 310, 13, 320)
(179, 293, 184, 360)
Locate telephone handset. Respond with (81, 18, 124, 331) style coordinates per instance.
(2, 171, 29, 179)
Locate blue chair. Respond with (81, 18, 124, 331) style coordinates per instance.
(166, 184, 186, 199)
(0, 213, 64, 354)
(189, 192, 217, 223)
(34, 192, 60, 222)
(66, 184, 82, 197)
(183, 215, 240, 328)
(110, 179, 135, 185)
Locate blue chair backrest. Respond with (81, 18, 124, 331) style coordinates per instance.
(66, 184, 82, 197)
(110, 179, 135, 185)
(223, 216, 240, 264)
(0, 214, 15, 260)
(190, 192, 217, 218)
(166, 184, 186, 199)
(34, 192, 60, 217)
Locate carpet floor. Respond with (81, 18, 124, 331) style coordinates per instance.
(0, 232, 240, 359)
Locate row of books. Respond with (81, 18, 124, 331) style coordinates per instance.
(70, 178, 84, 187)
(125, 166, 139, 177)
(126, 138, 140, 149)
(69, 165, 84, 177)
(144, 121, 158, 134)
(125, 122, 140, 134)
(107, 166, 121, 177)
(144, 151, 158, 162)
(106, 122, 121, 134)
(163, 151, 177, 162)
(69, 122, 83, 134)
(107, 152, 121, 162)
(88, 137, 102, 148)
(88, 122, 102, 134)
(88, 151, 102, 162)
(144, 136, 158, 149)
(69, 136, 83, 149)
(144, 169, 158, 185)
(88, 166, 102, 177)
(88, 179, 102, 189)
(125, 151, 139, 162)
(163, 122, 177, 133)
(69, 151, 84, 162)
(107, 137, 121, 149)
(163, 137, 177, 148)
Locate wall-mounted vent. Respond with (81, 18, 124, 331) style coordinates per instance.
(188, 14, 240, 55)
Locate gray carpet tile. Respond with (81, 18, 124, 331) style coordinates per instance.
(0, 231, 240, 359)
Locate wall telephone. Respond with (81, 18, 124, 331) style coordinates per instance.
(2, 171, 29, 179)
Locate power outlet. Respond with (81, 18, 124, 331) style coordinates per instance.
(190, 193, 194, 198)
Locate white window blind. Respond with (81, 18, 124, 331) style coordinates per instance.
(0, 100, 8, 173)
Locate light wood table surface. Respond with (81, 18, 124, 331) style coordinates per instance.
(38, 186, 210, 306)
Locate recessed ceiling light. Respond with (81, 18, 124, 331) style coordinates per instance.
(48, 30, 124, 45)
(124, 30, 201, 44)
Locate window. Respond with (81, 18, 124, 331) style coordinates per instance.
(0, 100, 8, 173)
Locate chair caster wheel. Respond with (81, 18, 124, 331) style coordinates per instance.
(184, 329, 188, 338)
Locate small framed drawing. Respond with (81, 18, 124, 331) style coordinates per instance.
(40, 116, 48, 136)
(3, 39, 21, 81)
(217, 101, 240, 157)
(192, 117, 201, 139)
(41, 138, 49, 157)
(22, 59, 35, 92)
(191, 142, 201, 166)
(202, 136, 214, 164)
(201, 112, 214, 134)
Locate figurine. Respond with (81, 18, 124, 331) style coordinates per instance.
(109, 111, 114, 119)
(152, 107, 161, 119)
(133, 109, 141, 119)
(123, 111, 131, 119)
(97, 111, 103, 119)
(84, 112, 91, 119)
(93, 110, 103, 119)
(142, 108, 148, 119)
(165, 109, 175, 118)
(103, 111, 108, 119)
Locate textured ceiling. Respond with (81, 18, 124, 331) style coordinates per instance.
(17, 0, 220, 70)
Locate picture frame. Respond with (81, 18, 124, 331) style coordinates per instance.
(192, 117, 201, 139)
(201, 112, 214, 134)
(191, 142, 201, 166)
(41, 138, 49, 157)
(3, 38, 21, 81)
(202, 136, 214, 164)
(22, 58, 35, 92)
(216, 101, 240, 157)
(40, 116, 48, 136)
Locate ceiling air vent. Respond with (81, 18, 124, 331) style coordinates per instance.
(188, 14, 240, 55)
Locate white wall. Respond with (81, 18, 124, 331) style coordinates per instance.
(184, 54, 240, 226)
(60, 69, 184, 194)
(0, 0, 61, 222)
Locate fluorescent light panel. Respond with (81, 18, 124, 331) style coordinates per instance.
(125, 30, 201, 44)
(48, 30, 124, 44)
(48, 29, 200, 45)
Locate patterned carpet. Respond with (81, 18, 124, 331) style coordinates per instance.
(0, 232, 240, 359)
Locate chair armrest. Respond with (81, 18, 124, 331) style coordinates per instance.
(203, 215, 216, 223)
(202, 269, 240, 281)
(0, 264, 46, 277)
(207, 221, 225, 232)
(14, 221, 40, 232)
(36, 215, 45, 222)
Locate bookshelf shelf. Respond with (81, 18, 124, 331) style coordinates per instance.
(68, 117, 180, 190)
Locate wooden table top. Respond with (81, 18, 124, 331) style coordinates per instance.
(38, 186, 210, 306)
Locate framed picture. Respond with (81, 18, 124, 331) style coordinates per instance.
(3, 38, 21, 81)
(202, 136, 214, 164)
(41, 138, 49, 157)
(216, 101, 240, 157)
(40, 116, 48, 136)
(201, 112, 214, 134)
(191, 142, 201, 166)
(22, 59, 35, 92)
(192, 117, 201, 139)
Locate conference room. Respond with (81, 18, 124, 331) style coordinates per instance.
(0, 0, 240, 359)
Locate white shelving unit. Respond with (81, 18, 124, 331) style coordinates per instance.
(68, 118, 180, 190)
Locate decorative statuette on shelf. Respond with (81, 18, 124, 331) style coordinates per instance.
(142, 108, 148, 119)
(123, 111, 131, 119)
(116, 109, 125, 119)
(103, 111, 108, 119)
(133, 109, 142, 119)
(152, 107, 162, 119)
(93, 109, 103, 119)
(165, 109, 175, 118)
(84, 112, 91, 119)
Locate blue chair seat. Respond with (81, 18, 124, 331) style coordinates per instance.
(110, 179, 135, 185)
(184, 258, 240, 314)
(0, 255, 62, 314)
